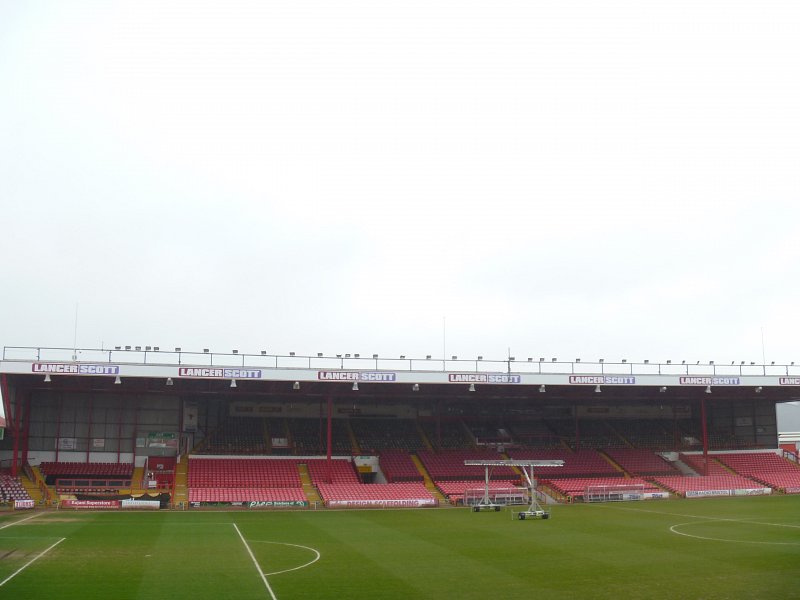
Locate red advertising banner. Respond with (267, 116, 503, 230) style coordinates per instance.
(326, 498, 438, 508)
(61, 499, 121, 509)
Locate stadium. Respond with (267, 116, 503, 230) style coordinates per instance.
(2, 345, 800, 598)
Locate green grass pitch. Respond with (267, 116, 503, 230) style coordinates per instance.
(1, 496, 798, 599)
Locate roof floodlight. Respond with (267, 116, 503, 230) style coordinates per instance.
(539, 358, 545, 362)
(666, 360, 672, 364)
(203, 348, 209, 353)
(373, 354, 378, 359)
(135, 346, 141, 351)
(232, 349, 238, 354)
(290, 352, 296, 356)
(594, 385, 601, 393)
(575, 358, 580, 362)
(755, 386, 763, 393)
(659, 386, 667, 393)
(705, 385, 712, 394)
(644, 359, 649, 364)
(44, 373, 52, 383)
(599, 358, 604, 363)
(317, 352, 323, 357)
(552, 358, 557, 362)
(539, 384, 546, 393)
(621, 359, 627, 363)
(115, 346, 121, 350)
(145, 346, 152, 351)
(153, 346, 159, 351)
(400, 355, 406, 359)
(709, 360, 714, 365)
(352, 381, 359, 391)
(468, 383, 476, 392)
(230, 379, 237, 388)
(166, 378, 173, 386)
(527, 357, 533, 362)
(477, 356, 483, 360)
(293, 381, 300, 390)
(452, 355, 457, 360)
(125, 346, 131, 351)
(174, 347, 180, 352)
(261, 350, 267, 355)
(114, 376, 122, 385)
(426, 355, 432, 360)
(412, 383, 420, 392)
(354, 354, 360, 358)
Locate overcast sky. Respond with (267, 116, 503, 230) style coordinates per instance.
(2, 1, 800, 372)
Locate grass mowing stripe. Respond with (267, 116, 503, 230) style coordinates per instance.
(0, 537, 65, 588)
(0, 514, 40, 530)
(233, 523, 277, 600)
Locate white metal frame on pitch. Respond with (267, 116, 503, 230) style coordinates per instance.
(463, 459, 563, 518)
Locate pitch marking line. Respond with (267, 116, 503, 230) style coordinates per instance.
(596, 503, 800, 545)
(669, 521, 800, 546)
(249, 540, 321, 576)
(0, 514, 41, 531)
(0, 537, 66, 588)
(233, 523, 278, 600)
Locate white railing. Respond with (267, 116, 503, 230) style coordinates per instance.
(4, 345, 800, 376)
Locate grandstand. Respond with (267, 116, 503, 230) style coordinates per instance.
(1, 347, 799, 510)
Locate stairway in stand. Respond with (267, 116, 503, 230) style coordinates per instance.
(172, 458, 189, 508)
(411, 454, 448, 505)
(297, 463, 323, 507)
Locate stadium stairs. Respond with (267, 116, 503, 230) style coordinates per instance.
(27, 465, 55, 505)
(298, 463, 323, 506)
(410, 454, 449, 505)
(597, 452, 631, 475)
(20, 467, 44, 505)
(415, 422, 435, 451)
(347, 423, 361, 454)
(172, 458, 189, 508)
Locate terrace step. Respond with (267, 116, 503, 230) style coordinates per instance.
(410, 454, 448, 505)
(298, 463, 323, 506)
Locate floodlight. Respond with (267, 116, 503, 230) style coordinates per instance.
(426, 355, 432, 360)
(354, 354, 360, 358)
(261, 351, 267, 355)
(468, 383, 476, 392)
(412, 383, 420, 392)
(755, 386, 762, 393)
(539, 384, 546, 393)
(166, 378, 173, 386)
(290, 352, 296, 356)
(352, 381, 359, 391)
(230, 379, 237, 388)
(373, 354, 378, 359)
(293, 381, 300, 390)
(174, 347, 181, 352)
(594, 385, 601, 393)
(114, 376, 122, 385)
(232, 349, 238, 354)
(44, 373, 52, 383)
(135, 346, 141, 351)
(659, 386, 667, 393)
(203, 349, 209, 353)
(705, 386, 711, 394)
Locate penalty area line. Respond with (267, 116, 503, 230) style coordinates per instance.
(0, 537, 66, 588)
(233, 523, 278, 600)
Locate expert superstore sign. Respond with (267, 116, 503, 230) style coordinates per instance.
(178, 368, 263, 379)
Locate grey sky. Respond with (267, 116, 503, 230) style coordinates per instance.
(2, 1, 799, 369)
